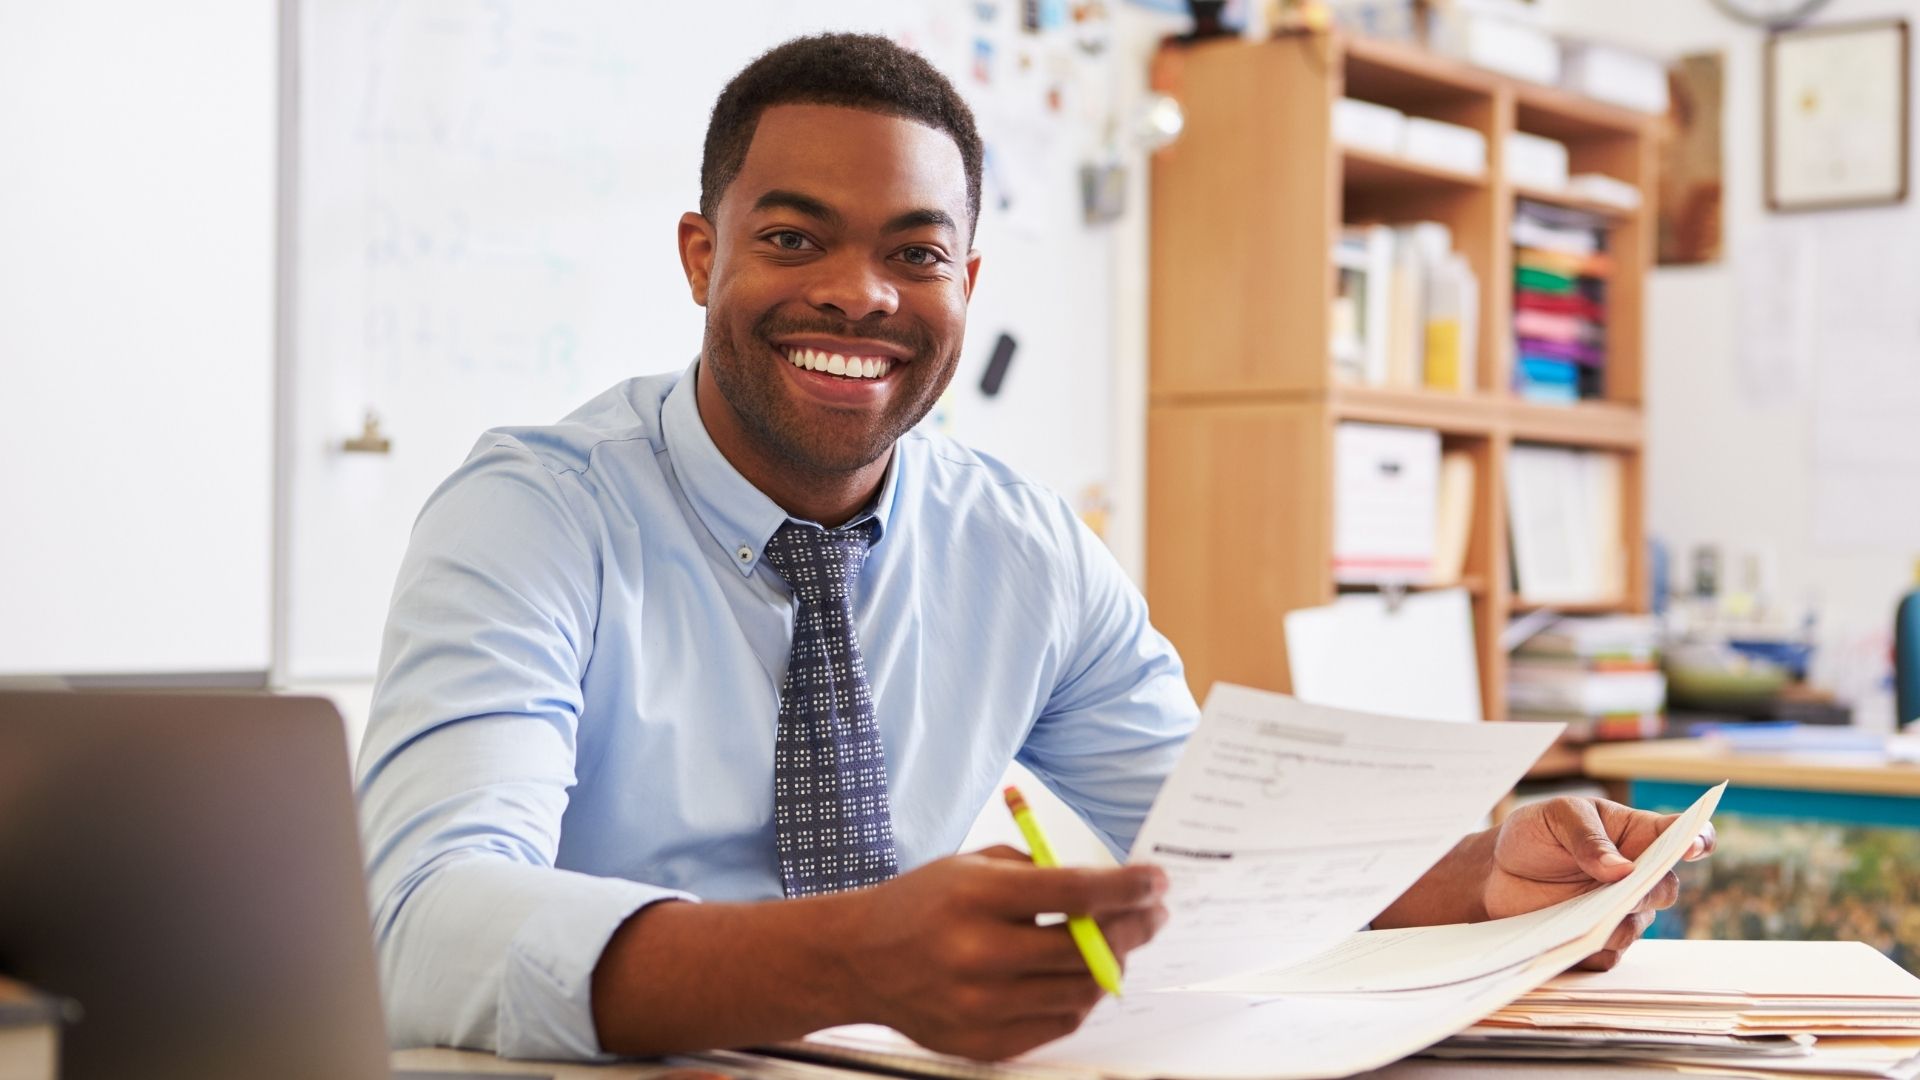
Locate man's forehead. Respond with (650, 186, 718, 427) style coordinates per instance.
(728, 103, 969, 226)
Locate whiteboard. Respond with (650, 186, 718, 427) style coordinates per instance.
(0, 1, 276, 677)
(284, 0, 1127, 679)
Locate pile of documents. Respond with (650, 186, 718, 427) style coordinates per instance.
(1508, 614, 1666, 742)
(1426, 939, 1920, 1077)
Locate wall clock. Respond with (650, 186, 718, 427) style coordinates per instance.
(1708, 0, 1834, 29)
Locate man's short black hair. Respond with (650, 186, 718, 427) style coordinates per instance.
(700, 33, 984, 238)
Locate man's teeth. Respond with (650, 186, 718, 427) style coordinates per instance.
(785, 347, 893, 379)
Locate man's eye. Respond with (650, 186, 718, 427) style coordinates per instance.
(900, 246, 944, 266)
(771, 231, 813, 251)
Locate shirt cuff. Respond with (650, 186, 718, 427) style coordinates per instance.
(497, 872, 698, 1060)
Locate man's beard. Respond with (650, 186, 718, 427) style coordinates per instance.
(704, 306, 959, 480)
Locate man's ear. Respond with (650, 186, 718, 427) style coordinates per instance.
(678, 211, 716, 307)
(963, 249, 983, 300)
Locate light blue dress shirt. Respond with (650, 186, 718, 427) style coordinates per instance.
(356, 363, 1199, 1059)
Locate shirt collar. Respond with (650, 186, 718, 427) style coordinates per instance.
(662, 360, 901, 577)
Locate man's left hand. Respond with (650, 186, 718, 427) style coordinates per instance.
(1485, 797, 1716, 971)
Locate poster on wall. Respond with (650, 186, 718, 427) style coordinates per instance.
(1660, 52, 1725, 265)
(1767, 19, 1911, 212)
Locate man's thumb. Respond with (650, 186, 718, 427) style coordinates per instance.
(1560, 801, 1636, 881)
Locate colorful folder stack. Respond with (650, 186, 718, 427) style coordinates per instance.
(1513, 200, 1610, 403)
(1508, 615, 1664, 742)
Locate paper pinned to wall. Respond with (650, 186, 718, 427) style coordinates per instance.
(1733, 218, 1816, 408)
(1808, 211, 1920, 553)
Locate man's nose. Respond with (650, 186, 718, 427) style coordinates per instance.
(804, 250, 900, 322)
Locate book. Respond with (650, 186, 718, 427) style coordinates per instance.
(1507, 665, 1668, 716)
(1513, 201, 1611, 401)
(1506, 447, 1627, 603)
(1331, 222, 1475, 391)
(0, 977, 74, 1080)
(1331, 225, 1395, 385)
(1509, 709, 1664, 742)
(1431, 450, 1475, 586)
(1517, 614, 1661, 661)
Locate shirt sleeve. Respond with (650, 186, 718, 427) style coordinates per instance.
(1015, 505, 1200, 860)
(356, 438, 693, 1060)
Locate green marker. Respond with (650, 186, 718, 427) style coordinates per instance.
(1003, 785, 1125, 997)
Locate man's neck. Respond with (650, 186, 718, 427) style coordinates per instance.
(693, 361, 888, 529)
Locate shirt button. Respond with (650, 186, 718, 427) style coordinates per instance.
(736, 545, 753, 563)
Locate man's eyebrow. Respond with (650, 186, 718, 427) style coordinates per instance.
(882, 208, 958, 235)
(750, 189, 843, 228)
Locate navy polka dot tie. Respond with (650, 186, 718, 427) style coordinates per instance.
(762, 520, 900, 898)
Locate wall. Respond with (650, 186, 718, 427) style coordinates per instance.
(1532, 0, 1920, 725)
(0, 1, 277, 676)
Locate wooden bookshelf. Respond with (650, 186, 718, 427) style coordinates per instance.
(1145, 31, 1659, 733)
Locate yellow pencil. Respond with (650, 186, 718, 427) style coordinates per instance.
(1002, 785, 1124, 997)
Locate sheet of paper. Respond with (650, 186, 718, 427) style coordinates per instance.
(1024, 927, 1627, 1080)
(1120, 684, 1560, 991)
(813, 960, 1567, 1080)
(1284, 589, 1483, 724)
(1535, 939, 1920, 1003)
(1191, 783, 1725, 995)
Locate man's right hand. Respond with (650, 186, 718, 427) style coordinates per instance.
(829, 846, 1169, 1061)
(590, 847, 1168, 1061)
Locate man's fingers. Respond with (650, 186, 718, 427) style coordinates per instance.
(1632, 871, 1680, 914)
(992, 972, 1110, 1020)
(1547, 799, 1636, 882)
(953, 1012, 1089, 1062)
(1100, 902, 1171, 957)
(1686, 821, 1718, 861)
(1603, 910, 1655, 953)
(975, 862, 1168, 918)
(983, 905, 1169, 976)
(1576, 948, 1624, 972)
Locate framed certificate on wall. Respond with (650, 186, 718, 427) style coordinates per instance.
(1767, 19, 1910, 212)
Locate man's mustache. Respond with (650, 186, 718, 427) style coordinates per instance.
(754, 310, 932, 361)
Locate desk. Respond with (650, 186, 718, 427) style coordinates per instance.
(1585, 738, 1920, 969)
(393, 1046, 1670, 1079)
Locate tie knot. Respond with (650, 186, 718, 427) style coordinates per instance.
(762, 520, 874, 604)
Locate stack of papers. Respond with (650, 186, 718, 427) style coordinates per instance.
(774, 685, 1732, 1080)
(1430, 939, 1920, 1077)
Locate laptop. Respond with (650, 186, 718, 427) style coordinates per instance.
(0, 690, 532, 1080)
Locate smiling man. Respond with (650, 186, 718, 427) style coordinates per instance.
(357, 33, 1710, 1066)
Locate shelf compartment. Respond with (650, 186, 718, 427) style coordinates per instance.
(1513, 81, 1657, 142)
(1511, 184, 1637, 221)
(1343, 33, 1499, 108)
(1343, 147, 1488, 192)
(1328, 384, 1499, 435)
(1506, 398, 1643, 449)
